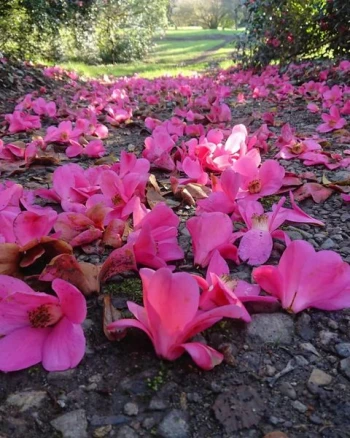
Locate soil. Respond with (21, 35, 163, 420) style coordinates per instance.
(0, 59, 350, 438)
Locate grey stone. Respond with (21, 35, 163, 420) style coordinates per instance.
(319, 330, 339, 346)
(321, 238, 336, 250)
(90, 415, 129, 426)
(116, 425, 139, 438)
(6, 391, 47, 412)
(143, 417, 157, 430)
(158, 410, 190, 438)
(339, 358, 350, 379)
(291, 400, 307, 413)
(279, 382, 297, 400)
(51, 409, 88, 438)
(335, 343, 350, 358)
(149, 397, 168, 411)
(288, 231, 303, 240)
(308, 368, 332, 386)
(123, 402, 139, 416)
(47, 369, 76, 381)
(246, 314, 294, 344)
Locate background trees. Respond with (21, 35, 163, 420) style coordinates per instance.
(0, 0, 169, 63)
(243, 0, 350, 66)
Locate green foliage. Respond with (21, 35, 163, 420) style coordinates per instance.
(242, 0, 350, 66)
(0, 0, 169, 63)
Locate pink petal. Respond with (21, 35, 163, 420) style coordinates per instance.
(52, 279, 87, 324)
(0, 274, 34, 298)
(14, 211, 57, 246)
(238, 229, 273, 265)
(143, 267, 199, 333)
(42, 317, 85, 371)
(0, 326, 49, 372)
(181, 342, 223, 370)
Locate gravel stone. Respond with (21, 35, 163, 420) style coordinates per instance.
(291, 400, 307, 413)
(308, 368, 333, 386)
(51, 409, 88, 438)
(339, 358, 350, 379)
(116, 425, 139, 438)
(158, 410, 190, 438)
(123, 402, 139, 416)
(6, 391, 47, 412)
(279, 382, 297, 400)
(149, 397, 168, 411)
(335, 343, 350, 358)
(246, 314, 294, 344)
(321, 238, 336, 249)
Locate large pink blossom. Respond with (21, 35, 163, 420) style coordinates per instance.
(0, 277, 86, 372)
(108, 268, 243, 370)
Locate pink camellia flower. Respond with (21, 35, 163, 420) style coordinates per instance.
(195, 250, 276, 321)
(253, 240, 350, 313)
(0, 277, 86, 372)
(234, 158, 285, 201)
(197, 168, 240, 214)
(275, 138, 322, 160)
(317, 106, 346, 133)
(32, 98, 57, 117)
(342, 194, 350, 202)
(234, 197, 291, 266)
(187, 212, 239, 267)
(143, 127, 175, 171)
(128, 201, 184, 269)
(44, 120, 82, 144)
(107, 267, 243, 370)
(105, 106, 132, 125)
(307, 103, 320, 113)
(5, 111, 41, 133)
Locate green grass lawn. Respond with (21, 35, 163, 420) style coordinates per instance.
(54, 27, 244, 79)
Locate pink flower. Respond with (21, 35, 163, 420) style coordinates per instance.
(128, 202, 184, 268)
(44, 121, 82, 144)
(32, 98, 57, 117)
(307, 103, 320, 113)
(197, 168, 240, 214)
(235, 197, 291, 266)
(108, 268, 243, 370)
(317, 106, 346, 133)
(187, 212, 239, 267)
(342, 194, 350, 202)
(105, 106, 132, 125)
(253, 240, 350, 313)
(0, 277, 86, 372)
(276, 139, 322, 160)
(235, 158, 285, 201)
(5, 111, 41, 133)
(196, 251, 276, 321)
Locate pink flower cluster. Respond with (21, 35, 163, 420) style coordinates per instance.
(0, 59, 349, 373)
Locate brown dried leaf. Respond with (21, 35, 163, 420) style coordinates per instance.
(99, 243, 137, 284)
(103, 295, 124, 341)
(39, 254, 100, 296)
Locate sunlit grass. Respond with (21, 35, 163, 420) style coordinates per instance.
(52, 26, 243, 79)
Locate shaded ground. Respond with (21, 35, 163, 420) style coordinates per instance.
(0, 60, 350, 438)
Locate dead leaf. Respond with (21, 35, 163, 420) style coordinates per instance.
(146, 187, 168, 209)
(99, 243, 137, 283)
(39, 254, 100, 295)
(103, 295, 124, 341)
